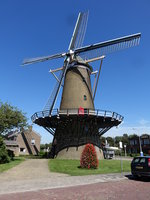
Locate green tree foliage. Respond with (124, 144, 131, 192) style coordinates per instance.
(40, 143, 52, 151)
(100, 136, 105, 145)
(80, 144, 99, 169)
(100, 134, 130, 148)
(121, 134, 129, 146)
(0, 136, 10, 164)
(0, 101, 27, 135)
(114, 136, 122, 146)
(106, 136, 114, 146)
(129, 134, 138, 139)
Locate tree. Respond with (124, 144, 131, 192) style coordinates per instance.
(106, 136, 114, 146)
(0, 136, 10, 164)
(80, 144, 99, 169)
(40, 143, 52, 151)
(122, 134, 129, 146)
(0, 101, 27, 135)
(114, 136, 123, 147)
(129, 134, 138, 139)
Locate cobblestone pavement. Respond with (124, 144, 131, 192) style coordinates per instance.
(0, 177, 150, 200)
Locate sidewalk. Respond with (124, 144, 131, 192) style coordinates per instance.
(113, 156, 133, 161)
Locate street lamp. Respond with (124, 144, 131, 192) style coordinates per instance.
(132, 128, 143, 156)
(138, 135, 143, 156)
(124, 144, 127, 157)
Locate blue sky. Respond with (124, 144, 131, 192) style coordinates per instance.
(0, 0, 150, 143)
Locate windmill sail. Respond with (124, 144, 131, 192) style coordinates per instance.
(68, 11, 89, 50)
(43, 69, 64, 111)
(43, 60, 69, 113)
(42, 12, 89, 113)
(22, 52, 66, 66)
(22, 11, 141, 116)
(74, 33, 141, 62)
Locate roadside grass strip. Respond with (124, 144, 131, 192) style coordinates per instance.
(49, 159, 131, 176)
(0, 157, 25, 173)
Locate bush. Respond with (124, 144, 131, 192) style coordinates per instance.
(0, 136, 10, 164)
(80, 143, 99, 169)
(7, 149, 15, 161)
(39, 151, 49, 158)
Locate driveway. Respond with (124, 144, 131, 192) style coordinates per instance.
(0, 159, 129, 195)
(0, 159, 65, 181)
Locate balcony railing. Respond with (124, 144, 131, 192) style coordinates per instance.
(31, 108, 124, 122)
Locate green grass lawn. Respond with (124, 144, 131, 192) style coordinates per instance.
(49, 159, 131, 176)
(0, 157, 25, 173)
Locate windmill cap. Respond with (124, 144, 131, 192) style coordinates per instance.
(69, 58, 93, 72)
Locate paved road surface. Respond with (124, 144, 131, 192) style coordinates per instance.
(0, 178, 150, 200)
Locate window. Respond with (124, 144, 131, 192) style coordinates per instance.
(133, 158, 140, 163)
(130, 140, 134, 145)
(140, 158, 146, 163)
(141, 139, 143, 145)
(134, 140, 137, 145)
(20, 148, 26, 152)
(31, 139, 35, 145)
(144, 139, 150, 145)
(83, 95, 87, 101)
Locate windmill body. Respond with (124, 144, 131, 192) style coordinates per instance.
(23, 12, 141, 159)
(60, 61, 94, 110)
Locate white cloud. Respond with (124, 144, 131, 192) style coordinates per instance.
(138, 119, 150, 126)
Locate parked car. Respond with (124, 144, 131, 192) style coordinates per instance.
(131, 156, 150, 178)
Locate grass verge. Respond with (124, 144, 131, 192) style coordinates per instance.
(0, 157, 25, 173)
(49, 159, 131, 176)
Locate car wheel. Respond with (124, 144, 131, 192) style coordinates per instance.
(132, 174, 139, 179)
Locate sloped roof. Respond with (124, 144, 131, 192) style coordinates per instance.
(31, 130, 41, 137)
(7, 128, 41, 138)
(4, 140, 19, 146)
(7, 130, 19, 138)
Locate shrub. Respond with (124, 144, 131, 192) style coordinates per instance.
(80, 143, 99, 169)
(39, 151, 49, 158)
(7, 149, 15, 161)
(0, 136, 10, 164)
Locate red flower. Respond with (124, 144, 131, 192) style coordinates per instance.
(80, 143, 99, 169)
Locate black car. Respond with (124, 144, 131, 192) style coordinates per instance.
(131, 156, 150, 178)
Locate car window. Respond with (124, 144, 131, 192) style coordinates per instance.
(133, 158, 140, 163)
(140, 158, 146, 163)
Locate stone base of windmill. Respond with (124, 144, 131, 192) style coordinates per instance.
(55, 145, 104, 160)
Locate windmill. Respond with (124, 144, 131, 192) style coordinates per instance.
(22, 12, 141, 159)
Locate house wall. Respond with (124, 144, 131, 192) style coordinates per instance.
(17, 133, 30, 155)
(5, 129, 41, 156)
(5, 145, 20, 156)
(30, 131, 41, 153)
(128, 134, 150, 154)
(17, 130, 41, 155)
